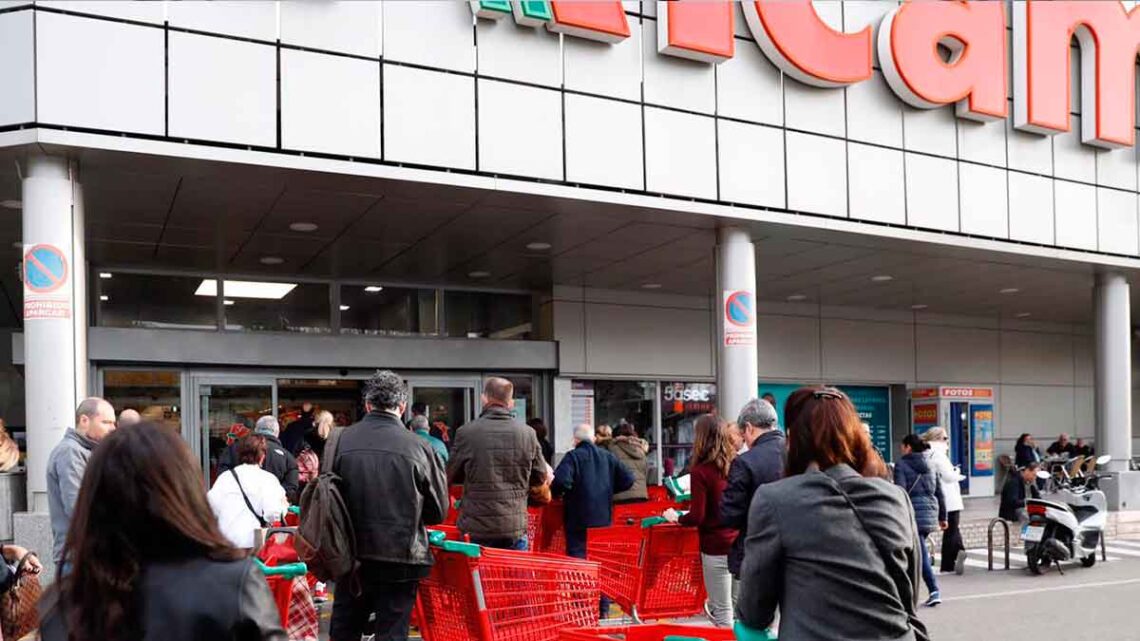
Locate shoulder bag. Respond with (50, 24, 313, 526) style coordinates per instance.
(1, 552, 41, 641)
(230, 468, 269, 528)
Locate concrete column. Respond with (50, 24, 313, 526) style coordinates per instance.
(715, 226, 758, 421)
(22, 155, 85, 511)
(1094, 272, 1131, 473)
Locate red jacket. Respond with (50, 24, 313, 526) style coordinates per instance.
(678, 461, 738, 555)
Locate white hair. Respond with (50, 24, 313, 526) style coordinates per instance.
(573, 423, 595, 443)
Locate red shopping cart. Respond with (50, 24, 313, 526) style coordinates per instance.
(587, 517, 706, 622)
(560, 624, 735, 641)
(256, 559, 318, 640)
(417, 532, 601, 641)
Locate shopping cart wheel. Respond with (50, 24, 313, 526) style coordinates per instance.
(631, 605, 643, 624)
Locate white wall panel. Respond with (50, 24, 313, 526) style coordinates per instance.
(846, 72, 903, 147)
(1075, 335, 1094, 386)
(477, 18, 560, 87)
(1097, 188, 1139, 255)
(168, 33, 276, 147)
(0, 11, 34, 126)
(1075, 386, 1095, 439)
(383, 1, 474, 72)
(37, 13, 164, 134)
(903, 106, 957, 158)
(642, 21, 715, 114)
(1000, 384, 1075, 440)
(785, 81, 845, 137)
(644, 108, 717, 199)
(1006, 117, 1053, 175)
(822, 318, 914, 382)
(1053, 180, 1097, 251)
(959, 164, 1009, 238)
(716, 42, 782, 126)
(1008, 172, 1055, 245)
(280, 0, 381, 58)
(552, 300, 586, 373)
(849, 144, 905, 224)
(787, 132, 847, 216)
(564, 21, 641, 102)
(718, 121, 784, 208)
(167, 1, 276, 41)
(916, 324, 1000, 383)
(1053, 116, 1097, 183)
(565, 94, 643, 190)
(39, 1, 164, 23)
(1097, 147, 1138, 191)
(905, 154, 959, 231)
(957, 119, 1007, 167)
(583, 303, 713, 377)
(757, 314, 822, 381)
(281, 50, 381, 159)
(1001, 331, 1074, 385)
(477, 81, 562, 180)
(383, 65, 475, 170)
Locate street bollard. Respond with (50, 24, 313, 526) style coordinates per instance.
(987, 518, 1010, 571)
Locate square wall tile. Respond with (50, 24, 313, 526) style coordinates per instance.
(716, 42, 782, 126)
(1098, 188, 1139, 255)
(1008, 172, 1054, 245)
(39, 1, 164, 23)
(785, 79, 846, 137)
(959, 164, 1009, 238)
(644, 107, 717, 199)
(383, 65, 475, 170)
(565, 94, 643, 190)
(846, 72, 903, 147)
(0, 11, 33, 126)
(904, 106, 957, 157)
(477, 18, 560, 87)
(958, 118, 1007, 167)
(168, 33, 276, 147)
(1007, 111, 1053, 175)
(38, 12, 165, 133)
(1054, 116, 1096, 183)
(167, 1, 277, 41)
(478, 81, 562, 180)
(905, 154, 959, 231)
(1053, 180, 1097, 251)
(642, 21, 715, 114)
(1097, 146, 1138, 191)
(718, 120, 785, 208)
(564, 20, 641, 102)
(281, 50, 381, 158)
(384, 1, 474, 72)
(280, 1, 382, 58)
(786, 132, 847, 216)
(848, 144, 905, 224)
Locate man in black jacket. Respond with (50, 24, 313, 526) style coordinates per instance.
(330, 370, 448, 641)
(217, 416, 300, 504)
(721, 398, 785, 578)
(1000, 461, 1041, 524)
(280, 403, 314, 455)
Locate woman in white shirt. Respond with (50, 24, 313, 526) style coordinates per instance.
(208, 434, 288, 550)
(921, 427, 967, 574)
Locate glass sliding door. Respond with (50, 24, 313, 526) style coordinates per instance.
(190, 375, 275, 485)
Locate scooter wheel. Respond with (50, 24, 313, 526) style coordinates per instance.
(1026, 546, 1047, 575)
(1081, 555, 1096, 568)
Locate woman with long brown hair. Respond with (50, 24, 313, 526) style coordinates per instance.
(39, 422, 285, 641)
(663, 414, 738, 627)
(736, 387, 930, 641)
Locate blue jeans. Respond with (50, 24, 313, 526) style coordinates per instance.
(918, 530, 939, 595)
(469, 534, 528, 551)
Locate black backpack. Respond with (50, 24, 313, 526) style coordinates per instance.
(297, 427, 358, 583)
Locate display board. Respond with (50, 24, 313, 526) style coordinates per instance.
(757, 383, 893, 462)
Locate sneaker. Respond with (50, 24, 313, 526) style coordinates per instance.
(923, 591, 942, 607)
(954, 550, 968, 575)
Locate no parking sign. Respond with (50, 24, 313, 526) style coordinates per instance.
(723, 289, 756, 346)
(22, 244, 71, 320)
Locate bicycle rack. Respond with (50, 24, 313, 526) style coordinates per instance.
(1102, 532, 1108, 561)
(988, 518, 1010, 571)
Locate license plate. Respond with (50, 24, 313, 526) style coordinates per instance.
(1023, 525, 1045, 543)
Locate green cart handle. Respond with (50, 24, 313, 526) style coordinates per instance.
(426, 529, 481, 558)
(256, 559, 308, 579)
(287, 506, 300, 516)
(734, 621, 777, 641)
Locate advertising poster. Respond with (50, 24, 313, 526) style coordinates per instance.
(971, 405, 995, 476)
(757, 383, 892, 462)
(912, 403, 939, 433)
(570, 381, 594, 428)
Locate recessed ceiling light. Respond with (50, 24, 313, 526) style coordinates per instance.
(871, 275, 893, 282)
(786, 294, 807, 302)
(260, 256, 285, 266)
(99, 272, 113, 279)
(0, 200, 21, 210)
(224, 299, 235, 306)
(1000, 287, 1020, 294)
(339, 305, 351, 311)
(468, 271, 491, 278)
(641, 283, 663, 290)
(289, 222, 319, 233)
(364, 285, 383, 293)
(911, 304, 928, 310)
(99, 295, 109, 302)
(1015, 312, 1032, 318)
(195, 280, 297, 300)
(526, 242, 552, 251)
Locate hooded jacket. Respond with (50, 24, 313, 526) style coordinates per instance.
(893, 451, 946, 534)
(601, 436, 649, 502)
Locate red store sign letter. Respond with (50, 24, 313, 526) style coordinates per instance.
(742, 0, 872, 87)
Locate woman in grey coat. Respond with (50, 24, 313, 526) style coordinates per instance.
(736, 387, 930, 641)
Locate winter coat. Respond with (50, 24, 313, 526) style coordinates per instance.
(415, 428, 450, 464)
(677, 462, 737, 556)
(280, 412, 313, 456)
(1015, 443, 1041, 468)
(602, 436, 649, 502)
(217, 435, 301, 504)
(893, 452, 946, 534)
(46, 428, 96, 563)
(926, 443, 965, 513)
(447, 406, 547, 540)
(552, 441, 635, 532)
(721, 430, 786, 576)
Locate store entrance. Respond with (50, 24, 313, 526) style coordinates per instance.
(407, 376, 481, 440)
(191, 374, 275, 485)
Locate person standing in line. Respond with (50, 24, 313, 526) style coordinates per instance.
(40, 423, 286, 641)
(117, 409, 141, 427)
(595, 424, 613, 448)
(280, 402, 314, 456)
(720, 398, 785, 580)
(601, 421, 649, 503)
(330, 370, 448, 641)
(527, 418, 555, 466)
(895, 434, 947, 607)
(304, 409, 334, 460)
(921, 427, 967, 574)
(47, 397, 117, 565)
(207, 435, 289, 550)
(411, 415, 449, 464)
(663, 414, 738, 627)
(448, 377, 548, 550)
(217, 416, 300, 504)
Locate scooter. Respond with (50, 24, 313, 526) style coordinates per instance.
(1023, 454, 1112, 575)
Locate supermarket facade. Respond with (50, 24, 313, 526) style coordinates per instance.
(1, 0, 1140, 512)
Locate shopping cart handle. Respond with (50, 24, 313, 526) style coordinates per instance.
(255, 559, 308, 579)
(428, 529, 447, 545)
(733, 621, 777, 641)
(288, 506, 300, 516)
(426, 530, 482, 558)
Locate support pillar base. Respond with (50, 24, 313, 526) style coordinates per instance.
(1102, 471, 1140, 512)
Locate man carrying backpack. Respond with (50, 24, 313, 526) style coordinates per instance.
(326, 370, 448, 641)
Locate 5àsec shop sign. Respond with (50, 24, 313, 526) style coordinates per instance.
(663, 382, 716, 415)
(473, 1, 1140, 149)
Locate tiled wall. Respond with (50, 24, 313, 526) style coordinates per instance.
(0, 1, 1138, 258)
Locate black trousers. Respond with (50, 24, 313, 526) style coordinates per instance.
(330, 566, 422, 641)
(939, 510, 964, 572)
(566, 528, 611, 618)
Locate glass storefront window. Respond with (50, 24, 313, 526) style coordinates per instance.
(102, 369, 182, 432)
(276, 378, 362, 428)
(485, 374, 534, 421)
(661, 382, 717, 475)
(339, 285, 439, 336)
(580, 380, 658, 479)
(96, 272, 217, 330)
(444, 291, 532, 339)
(223, 281, 331, 333)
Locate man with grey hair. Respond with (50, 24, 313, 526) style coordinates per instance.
(217, 414, 300, 503)
(330, 369, 448, 641)
(117, 408, 141, 427)
(411, 414, 448, 463)
(720, 398, 786, 578)
(47, 396, 117, 564)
